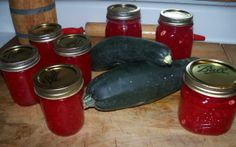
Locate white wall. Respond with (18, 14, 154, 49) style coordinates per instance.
(1, 0, 236, 47)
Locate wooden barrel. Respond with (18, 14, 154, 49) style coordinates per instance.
(9, 0, 57, 44)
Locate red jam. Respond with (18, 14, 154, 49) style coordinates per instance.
(34, 64, 84, 136)
(55, 34, 92, 86)
(0, 45, 40, 106)
(30, 41, 58, 67)
(156, 9, 193, 60)
(106, 18, 142, 37)
(62, 27, 84, 35)
(179, 59, 236, 135)
(40, 89, 84, 136)
(105, 4, 142, 38)
(29, 23, 62, 67)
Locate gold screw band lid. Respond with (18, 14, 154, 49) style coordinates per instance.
(34, 64, 84, 99)
(184, 58, 236, 98)
(29, 23, 62, 42)
(55, 34, 91, 56)
(107, 4, 140, 20)
(159, 9, 193, 26)
(0, 45, 40, 72)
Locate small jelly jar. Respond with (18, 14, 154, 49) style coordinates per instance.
(156, 9, 193, 60)
(34, 64, 84, 136)
(105, 4, 142, 38)
(0, 45, 40, 106)
(55, 34, 92, 86)
(179, 58, 236, 135)
(29, 23, 63, 67)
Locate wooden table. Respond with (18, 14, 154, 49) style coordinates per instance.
(0, 37, 236, 147)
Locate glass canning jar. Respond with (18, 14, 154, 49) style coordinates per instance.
(0, 45, 41, 106)
(179, 58, 236, 135)
(156, 9, 193, 60)
(105, 4, 142, 38)
(34, 64, 84, 136)
(29, 23, 62, 67)
(55, 34, 92, 86)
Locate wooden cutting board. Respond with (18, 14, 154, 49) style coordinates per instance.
(0, 37, 235, 147)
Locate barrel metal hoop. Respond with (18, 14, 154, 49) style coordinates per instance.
(16, 32, 29, 38)
(10, 1, 55, 15)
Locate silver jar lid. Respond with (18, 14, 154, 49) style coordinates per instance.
(29, 23, 62, 42)
(0, 45, 40, 72)
(34, 64, 84, 99)
(107, 4, 141, 20)
(184, 58, 236, 98)
(55, 34, 91, 57)
(159, 9, 193, 26)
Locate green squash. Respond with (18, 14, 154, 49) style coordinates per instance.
(84, 57, 197, 111)
(91, 36, 172, 71)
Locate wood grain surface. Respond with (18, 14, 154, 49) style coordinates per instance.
(0, 37, 235, 147)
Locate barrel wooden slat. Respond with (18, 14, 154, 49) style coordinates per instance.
(9, 0, 57, 44)
(9, 0, 53, 10)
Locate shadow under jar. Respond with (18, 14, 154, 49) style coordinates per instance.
(105, 4, 142, 38)
(29, 23, 63, 68)
(0, 45, 40, 106)
(156, 9, 193, 60)
(179, 58, 236, 135)
(34, 64, 84, 136)
(55, 34, 92, 86)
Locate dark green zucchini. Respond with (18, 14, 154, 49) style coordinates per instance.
(91, 36, 172, 71)
(84, 57, 197, 111)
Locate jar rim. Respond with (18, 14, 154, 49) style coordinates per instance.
(0, 45, 40, 72)
(34, 64, 84, 99)
(107, 4, 141, 20)
(55, 34, 92, 57)
(159, 9, 193, 26)
(29, 23, 63, 42)
(184, 58, 236, 98)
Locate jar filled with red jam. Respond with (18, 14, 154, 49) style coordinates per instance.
(34, 64, 84, 136)
(156, 9, 193, 60)
(55, 34, 92, 86)
(105, 4, 142, 38)
(179, 59, 236, 135)
(29, 23, 62, 67)
(0, 45, 40, 106)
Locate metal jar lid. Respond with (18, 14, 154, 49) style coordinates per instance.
(34, 64, 84, 99)
(0, 45, 40, 72)
(55, 34, 92, 57)
(159, 9, 193, 26)
(184, 58, 236, 98)
(29, 23, 62, 42)
(107, 4, 140, 20)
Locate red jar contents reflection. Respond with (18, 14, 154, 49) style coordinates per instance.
(156, 9, 193, 60)
(55, 34, 92, 86)
(34, 64, 84, 136)
(106, 18, 142, 37)
(62, 27, 84, 35)
(30, 41, 58, 67)
(105, 4, 142, 38)
(29, 23, 62, 67)
(40, 89, 84, 136)
(0, 45, 40, 106)
(179, 59, 236, 135)
(180, 83, 236, 135)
